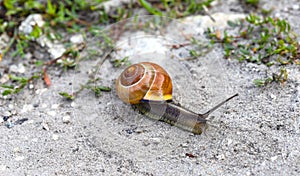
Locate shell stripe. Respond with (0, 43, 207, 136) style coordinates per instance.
(119, 64, 148, 88)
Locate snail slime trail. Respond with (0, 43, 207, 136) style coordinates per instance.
(116, 62, 238, 135)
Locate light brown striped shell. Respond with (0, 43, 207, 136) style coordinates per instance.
(116, 62, 173, 104)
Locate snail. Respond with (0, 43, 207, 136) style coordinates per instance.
(116, 62, 238, 134)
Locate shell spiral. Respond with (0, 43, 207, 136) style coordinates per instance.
(116, 62, 173, 104)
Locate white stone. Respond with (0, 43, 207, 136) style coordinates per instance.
(179, 13, 246, 35)
(8, 104, 15, 109)
(51, 104, 60, 109)
(47, 111, 56, 116)
(36, 35, 66, 59)
(19, 14, 45, 34)
(20, 104, 33, 113)
(151, 138, 161, 144)
(62, 115, 71, 123)
(29, 84, 34, 89)
(270, 93, 276, 100)
(0, 74, 9, 83)
(13, 147, 21, 153)
(270, 156, 278, 161)
(70, 34, 84, 44)
(41, 103, 48, 108)
(292, 5, 299, 10)
(41, 122, 49, 131)
(52, 134, 59, 141)
(48, 44, 66, 59)
(71, 102, 76, 108)
(0, 164, 6, 171)
(227, 138, 233, 145)
(9, 63, 26, 73)
(15, 156, 25, 161)
(35, 88, 48, 95)
(3, 111, 11, 117)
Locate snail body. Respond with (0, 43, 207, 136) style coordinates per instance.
(116, 62, 238, 134)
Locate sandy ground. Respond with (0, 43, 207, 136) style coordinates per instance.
(1, 0, 300, 175)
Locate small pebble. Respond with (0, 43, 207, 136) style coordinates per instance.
(0, 118, 4, 124)
(35, 88, 48, 95)
(0, 74, 9, 84)
(41, 103, 47, 108)
(270, 93, 276, 100)
(3, 111, 11, 117)
(270, 156, 278, 162)
(62, 115, 71, 124)
(0, 165, 6, 171)
(19, 14, 45, 34)
(13, 147, 21, 153)
(9, 63, 26, 74)
(71, 102, 76, 108)
(51, 104, 60, 109)
(227, 138, 233, 145)
(47, 111, 56, 116)
(21, 104, 33, 113)
(70, 34, 84, 44)
(15, 156, 25, 161)
(216, 153, 225, 160)
(29, 84, 34, 89)
(52, 134, 59, 141)
(8, 104, 14, 109)
(180, 143, 189, 148)
(48, 44, 66, 59)
(41, 122, 49, 131)
(292, 4, 299, 10)
(150, 138, 161, 144)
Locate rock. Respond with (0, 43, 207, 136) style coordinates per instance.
(62, 115, 71, 124)
(3, 111, 11, 117)
(47, 111, 56, 116)
(70, 34, 84, 44)
(29, 84, 34, 89)
(270, 156, 278, 162)
(150, 138, 161, 144)
(35, 88, 48, 95)
(20, 104, 33, 113)
(15, 156, 25, 161)
(0, 164, 7, 171)
(47, 43, 66, 59)
(269, 93, 276, 100)
(0, 33, 9, 51)
(41, 121, 49, 131)
(179, 13, 246, 35)
(36, 35, 66, 59)
(292, 5, 299, 10)
(51, 104, 60, 109)
(19, 14, 45, 35)
(0, 74, 9, 84)
(52, 134, 59, 141)
(9, 63, 26, 73)
(101, 0, 135, 12)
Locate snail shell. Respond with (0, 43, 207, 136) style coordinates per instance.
(116, 62, 172, 104)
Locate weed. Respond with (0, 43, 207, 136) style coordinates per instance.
(205, 14, 299, 86)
